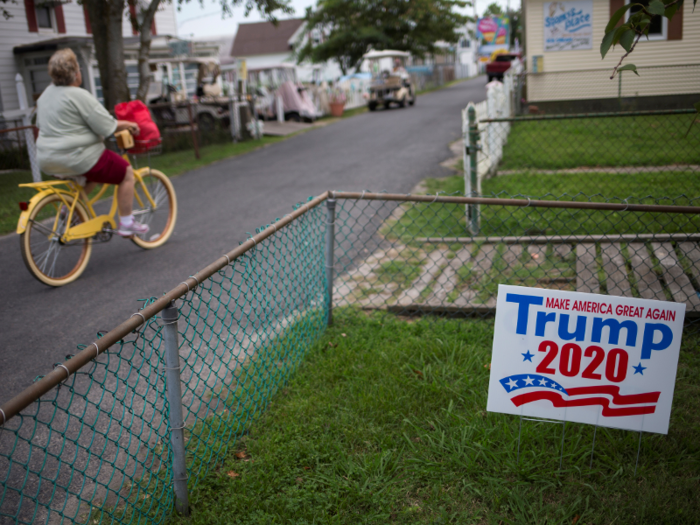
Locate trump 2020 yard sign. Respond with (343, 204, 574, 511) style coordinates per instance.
(487, 285, 685, 434)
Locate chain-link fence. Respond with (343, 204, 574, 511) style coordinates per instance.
(2, 191, 700, 523)
(331, 193, 700, 325)
(0, 195, 327, 524)
(464, 107, 700, 205)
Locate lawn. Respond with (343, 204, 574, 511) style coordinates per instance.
(381, 174, 700, 240)
(168, 310, 700, 524)
(499, 113, 700, 170)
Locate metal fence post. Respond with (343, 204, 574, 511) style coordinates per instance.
(228, 96, 238, 143)
(15, 73, 41, 182)
(325, 198, 336, 326)
(465, 104, 480, 235)
(161, 301, 190, 517)
(186, 101, 200, 160)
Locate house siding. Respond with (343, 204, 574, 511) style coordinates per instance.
(525, 0, 700, 101)
(1, 3, 178, 117)
(0, 2, 89, 116)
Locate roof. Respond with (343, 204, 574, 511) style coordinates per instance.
(230, 19, 305, 57)
(362, 50, 411, 60)
(13, 36, 141, 55)
(13, 36, 96, 55)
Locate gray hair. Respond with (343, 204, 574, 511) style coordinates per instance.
(48, 49, 79, 86)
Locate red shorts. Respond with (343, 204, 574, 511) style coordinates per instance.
(83, 149, 129, 185)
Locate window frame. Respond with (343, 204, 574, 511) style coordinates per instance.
(34, 4, 57, 33)
(625, 0, 668, 41)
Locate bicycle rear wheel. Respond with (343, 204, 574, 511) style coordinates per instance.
(20, 194, 92, 287)
(131, 169, 177, 249)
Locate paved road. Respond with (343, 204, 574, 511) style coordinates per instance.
(0, 76, 487, 404)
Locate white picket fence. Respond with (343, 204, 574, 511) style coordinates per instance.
(462, 60, 523, 234)
(463, 59, 523, 184)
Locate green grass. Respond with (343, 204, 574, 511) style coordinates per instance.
(383, 174, 700, 240)
(0, 170, 44, 235)
(168, 311, 700, 524)
(500, 114, 700, 170)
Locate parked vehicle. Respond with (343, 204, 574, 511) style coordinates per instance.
(364, 50, 415, 111)
(247, 65, 320, 122)
(147, 58, 230, 132)
(486, 53, 522, 82)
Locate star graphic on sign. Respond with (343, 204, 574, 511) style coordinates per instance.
(524, 376, 534, 386)
(633, 363, 647, 375)
(538, 378, 548, 386)
(506, 378, 519, 390)
(522, 350, 534, 362)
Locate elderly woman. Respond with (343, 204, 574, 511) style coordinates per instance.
(36, 49, 148, 237)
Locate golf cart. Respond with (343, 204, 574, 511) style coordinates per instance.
(364, 50, 415, 111)
(247, 64, 320, 122)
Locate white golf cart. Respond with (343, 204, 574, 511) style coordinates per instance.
(363, 50, 416, 111)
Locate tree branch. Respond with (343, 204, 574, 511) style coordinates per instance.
(609, 31, 642, 79)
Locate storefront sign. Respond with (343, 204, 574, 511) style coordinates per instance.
(477, 16, 510, 47)
(544, 0, 593, 51)
(487, 285, 685, 434)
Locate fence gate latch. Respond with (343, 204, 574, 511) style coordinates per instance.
(465, 144, 482, 156)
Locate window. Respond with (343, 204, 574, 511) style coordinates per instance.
(627, 0, 667, 40)
(35, 5, 52, 29)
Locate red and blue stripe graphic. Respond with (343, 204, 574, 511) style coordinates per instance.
(499, 374, 660, 417)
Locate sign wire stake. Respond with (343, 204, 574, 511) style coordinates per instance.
(516, 415, 523, 466)
(634, 430, 643, 476)
(590, 425, 597, 469)
(559, 421, 566, 471)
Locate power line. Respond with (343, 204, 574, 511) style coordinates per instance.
(176, 10, 222, 27)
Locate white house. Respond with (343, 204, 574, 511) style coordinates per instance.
(455, 22, 480, 78)
(230, 18, 343, 83)
(523, 0, 700, 110)
(0, 0, 179, 120)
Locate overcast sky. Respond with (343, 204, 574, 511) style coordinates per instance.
(175, 0, 517, 40)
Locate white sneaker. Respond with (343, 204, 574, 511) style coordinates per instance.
(117, 220, 150, 237)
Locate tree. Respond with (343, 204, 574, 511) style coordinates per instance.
(129, 0, 161, 102)
(482, 2, 503, 17)
(85, 0, 292, 110)
(297, 0, 470, 75)
(83, 0, 131, 110)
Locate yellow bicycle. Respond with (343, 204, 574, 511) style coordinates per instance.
(16, 131, 177, 286)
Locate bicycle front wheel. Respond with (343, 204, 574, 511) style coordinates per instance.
(131, 169, 177, 249)
(19, 194, 92, 287)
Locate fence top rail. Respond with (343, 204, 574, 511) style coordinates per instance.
(0, 124, 37, 134)
(480, 108, 697, 123)
(331, 191, 700, 214)
(523, 63, 700, 75)
(0, 191, 330, 427)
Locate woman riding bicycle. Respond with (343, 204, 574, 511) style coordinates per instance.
(36, 48, 149, 237)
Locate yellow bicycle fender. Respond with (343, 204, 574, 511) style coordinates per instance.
(16, 189, 74, 234)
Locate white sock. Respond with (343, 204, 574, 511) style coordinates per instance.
(119, 214, 134, 227)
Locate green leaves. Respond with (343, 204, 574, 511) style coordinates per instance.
(297, 0, 469, 73)
(619, 29, 635, 52)
(605, 3, 633, 33)
(647, 0, 667, 15)
(617, 64, 639, 76)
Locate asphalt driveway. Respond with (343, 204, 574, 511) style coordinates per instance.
(0, 76, 487, 404)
